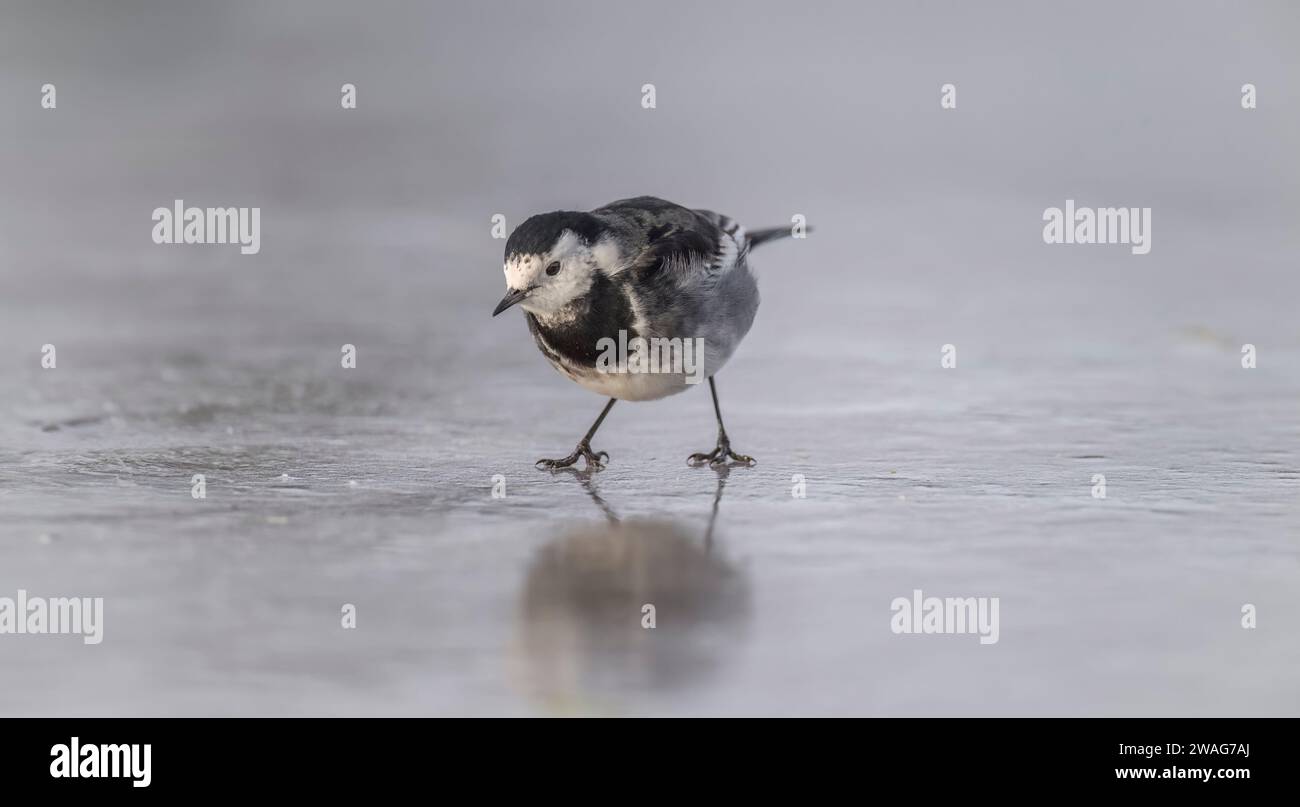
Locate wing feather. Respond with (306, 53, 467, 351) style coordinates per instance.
(593, 197, 745, 284)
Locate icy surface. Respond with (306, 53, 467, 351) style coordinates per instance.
(0, 2, 1297, 716)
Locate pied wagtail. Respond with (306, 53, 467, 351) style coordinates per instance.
(492, 196, 797, 470)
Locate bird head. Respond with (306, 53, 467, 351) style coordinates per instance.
(493, 211, 618, 318)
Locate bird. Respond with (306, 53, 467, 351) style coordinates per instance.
(492, 196, 798, 470)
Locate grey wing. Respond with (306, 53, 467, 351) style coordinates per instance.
(593, 198, 756, 347)
(688, 208, 748, 276)
(593, 196, 745, 284)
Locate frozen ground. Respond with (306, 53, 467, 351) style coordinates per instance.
(0, 2, 1297, 716)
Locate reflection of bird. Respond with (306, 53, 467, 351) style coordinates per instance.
(511, 468, 749, 714)
(491, 196, 799, 470)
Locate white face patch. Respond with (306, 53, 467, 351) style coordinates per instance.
(502, 253, 538, 294)
(502, 230, 604, 319)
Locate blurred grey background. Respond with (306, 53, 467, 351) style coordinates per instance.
(0, 1, 1297, 716)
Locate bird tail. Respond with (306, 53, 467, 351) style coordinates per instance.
(746, 225, 809, 249)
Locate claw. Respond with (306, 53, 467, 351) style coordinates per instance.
(536, 440, 609, 471)
(686, 439, 756, 468)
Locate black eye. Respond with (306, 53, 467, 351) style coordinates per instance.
(545, 261, 561, 276)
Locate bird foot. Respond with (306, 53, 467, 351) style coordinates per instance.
(537, 440, 609, 471)
(687, 437, 755, 468)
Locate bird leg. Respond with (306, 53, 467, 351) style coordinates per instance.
(687, 377, 755, 467)
(537, 398, 616, 471)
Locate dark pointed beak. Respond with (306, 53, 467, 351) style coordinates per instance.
(492, 287, 529, 317)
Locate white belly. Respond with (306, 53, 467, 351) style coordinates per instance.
(547, 333, 738, 401)
(569, 366, 699, 401)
